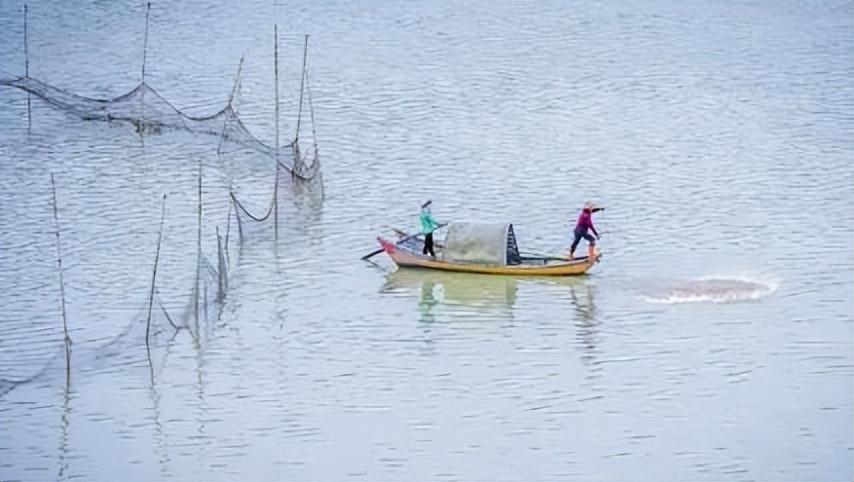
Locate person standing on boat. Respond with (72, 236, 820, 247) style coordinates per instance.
(569, 202, 602, 259)
(420, 200, 441, 258)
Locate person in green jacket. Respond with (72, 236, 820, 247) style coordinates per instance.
(420, 200, 441, 257)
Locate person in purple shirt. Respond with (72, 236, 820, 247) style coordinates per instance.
(569, 202, 603, 259)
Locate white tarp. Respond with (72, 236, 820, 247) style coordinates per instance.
(442, 223, 510, 265)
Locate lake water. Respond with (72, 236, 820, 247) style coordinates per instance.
(0, 1, 852, 480)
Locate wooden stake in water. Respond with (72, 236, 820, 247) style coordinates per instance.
(295, 34, 310, 178)
(24, 4, 31, 133)
(194, 159, 202, 333)
(296, 34, 309, 144)
(145, 194, 167, 350)
(306, 64, 319, 157)
(229, 54, 244, 106)
(140, 2, 151, 132)
(273, 162, 280, 242)
(50, 174, 71, 373)
(217, 55, 245, 155)
(224, 189, 232, 267)
(216, 226, 226, 303)
(142, 2, 150, 84)
(273, 25, 280, 237)
(305, 60, 323, 193)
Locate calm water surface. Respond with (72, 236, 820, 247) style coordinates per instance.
(0, 1, 852, 480)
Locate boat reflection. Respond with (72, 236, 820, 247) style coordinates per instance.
(565, 279, 600, 366)
(382, 269, 519, 322)
(565, 279, 597, 324)
(529, 277, 600, 365)
(382, 270, 599, 362)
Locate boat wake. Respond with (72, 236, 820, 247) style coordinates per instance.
(640, 275, 778, 304)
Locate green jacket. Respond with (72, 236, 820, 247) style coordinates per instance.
(420, 211, 440, 234)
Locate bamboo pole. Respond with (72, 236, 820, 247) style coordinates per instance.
(273, 25, 280, 237)
(145, 194, 167, 349)
(305, 64, 325, 197)
(296, 35, 309, 147)
(216, 226, 225, 303)
(294, 34, 309, 179)
(217, 55, 245, 155)
(194, 158, 202, 333)
(50, 174, 71, 374)
(203, 275, 208, 324)
(233, 194, 244, 246)
(142, 2, 150, 84)
(24, 4, 31, 133)
(224, 192, 232, 267)
(140, 2, 151, 133)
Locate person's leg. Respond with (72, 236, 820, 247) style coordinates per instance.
(584, 233, 596, 258)
(422, 234, 428, 254)
(569, 233, 582, 258)
(425, 232, 435, 257)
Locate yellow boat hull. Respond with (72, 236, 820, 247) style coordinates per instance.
(378, 238, 598, 276)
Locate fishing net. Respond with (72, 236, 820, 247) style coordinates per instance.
(0, 86, 290, 397)
(0, 4, 322, 398)
(0, 89, 305, 397)
(0, 76, 321, 181)
(0, 181, 234, 398)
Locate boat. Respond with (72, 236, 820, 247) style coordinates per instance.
(377, 222, 599, 276)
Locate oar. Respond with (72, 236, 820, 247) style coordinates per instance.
(361, 223, 447, 261)
(389, 226, 445, 248)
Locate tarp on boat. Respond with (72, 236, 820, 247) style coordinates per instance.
(442, 223, 521, 266)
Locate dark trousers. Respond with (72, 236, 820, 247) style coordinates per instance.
(422, 232, 435, 257)
(570, 229, 596, 252)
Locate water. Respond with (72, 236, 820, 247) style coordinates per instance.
(1, 1, 852, 480)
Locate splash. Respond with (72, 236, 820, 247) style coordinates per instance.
(641, 275, 778, 304)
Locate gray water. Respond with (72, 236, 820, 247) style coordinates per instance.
(1, 1, 852, 480)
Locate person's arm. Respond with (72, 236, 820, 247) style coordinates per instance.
(589, 220, 599, 238)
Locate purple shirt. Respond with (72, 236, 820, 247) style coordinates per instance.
(574, 209, 598, 236)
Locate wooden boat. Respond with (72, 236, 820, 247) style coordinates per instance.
(378, 222, 599, 276)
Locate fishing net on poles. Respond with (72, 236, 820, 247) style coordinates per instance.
(228, 160, 281, 248)
(0, 168, 236, 398)
(0, 85, 305, 399)
(0, 234, 231, 398)
(0, 76, 321, 181)
(0, 4, 324, 398)
(0, 261, 228, 399)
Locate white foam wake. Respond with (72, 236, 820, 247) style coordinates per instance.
(641, 275, 778, 304)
